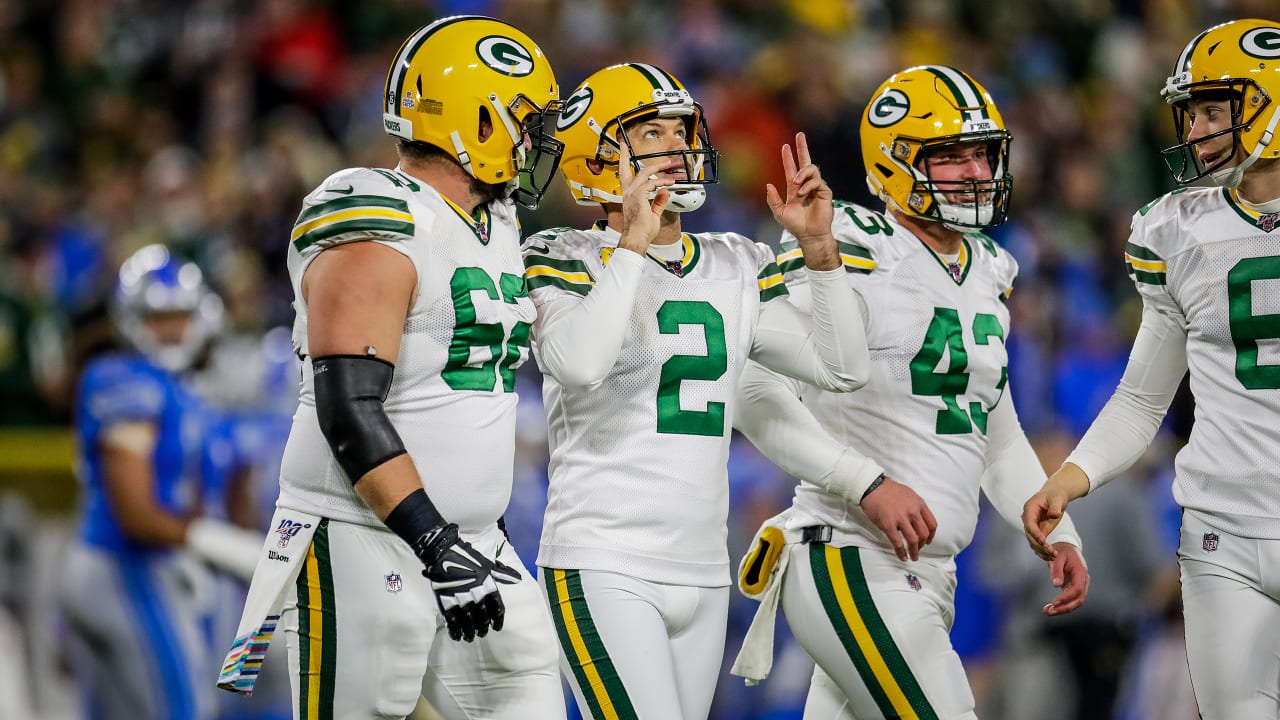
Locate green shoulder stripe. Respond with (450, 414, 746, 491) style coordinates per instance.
(292, 195, 414, 252)
(1124, 242, 1163, 262)
(526, 273, 592, 296)
(837, 239, 875, 274)
(524, 253, 594, 296)
(757, 260, 790, 302)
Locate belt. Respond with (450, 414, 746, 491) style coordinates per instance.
(800, 525, 832, 544)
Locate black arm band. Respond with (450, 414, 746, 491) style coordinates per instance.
(383, 488, 446, 556)
(312, 354, 408, 483)
(860, 473, 887, 502)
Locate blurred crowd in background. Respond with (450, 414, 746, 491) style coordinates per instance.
(0, 0, 1269, 718)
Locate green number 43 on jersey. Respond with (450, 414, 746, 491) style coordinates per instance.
(910, 307, 1008, 434)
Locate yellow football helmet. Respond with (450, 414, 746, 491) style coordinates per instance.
(1161, 18, 1280, 187)
(382, 15, 563, 208)
(556, 63, 719, 212)
(860, 65, 1012, 231)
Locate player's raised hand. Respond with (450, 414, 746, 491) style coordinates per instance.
(1042, 541, 1090, 616)
(617, 140, 678, 255)
(766, 132, 832, 234)
(859, 475, 938, 562)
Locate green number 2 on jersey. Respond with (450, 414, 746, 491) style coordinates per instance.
(910, 307, 1007, 434)
(656, 300, 729, 436)
(442, 267, 530, 392)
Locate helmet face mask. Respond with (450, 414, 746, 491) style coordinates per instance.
(908, 133, 1012, 230)
(1161, 81, 1269, 186)
(861, 65, 1013, 232)
(1159, 19, 1280, 188)
(509, 94, 566, 208)
(112, 245, 223, 373)
(557, 63, 720, 213)
(382, 16, 563, 209)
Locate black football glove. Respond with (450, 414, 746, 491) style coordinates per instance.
(413, 523, 520, 642)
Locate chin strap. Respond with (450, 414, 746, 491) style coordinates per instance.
(1214, 105, 1280, 188)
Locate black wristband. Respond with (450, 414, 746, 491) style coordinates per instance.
(383, 488, 447, 557)
(860, 473, 886, 502)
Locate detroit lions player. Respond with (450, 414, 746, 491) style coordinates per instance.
(61, 244, 261, 720)
(731, 66, 1089, 719)
(525, 63, 869, 720)
(1023, 19, 1280, 719)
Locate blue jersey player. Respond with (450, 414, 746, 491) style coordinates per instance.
(60, 245, 263, 720)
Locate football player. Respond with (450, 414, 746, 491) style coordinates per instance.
(524, 63, 870, 719)
(730, 65, 1090, 719)
(1023, 18, 1280, 720)
(61, 244, 261, 720)
(217, 15, 567, 719)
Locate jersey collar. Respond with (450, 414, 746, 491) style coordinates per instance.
(918, 236, 972, 285)
(1224, 188, 1280, 233)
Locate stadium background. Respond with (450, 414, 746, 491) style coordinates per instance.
(0, 0, 1266, 717)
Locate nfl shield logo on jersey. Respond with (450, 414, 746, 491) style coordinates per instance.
(385, 571, 403, 593)
(1202, 533, 1219, 552)
(905, 574, 922, 591)
(274, 518, 312, 548)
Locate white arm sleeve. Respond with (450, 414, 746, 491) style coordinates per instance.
(531, 249, 647, 389)
(750, 268, 870, 392)
(1066, 303, 1189, 493)
(733, 360, 884, 506)
(980, 391, 1082, 549)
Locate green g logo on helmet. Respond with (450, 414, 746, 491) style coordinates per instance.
(868, 89, 910, 128)
(557, 87, 594, 132)
(476, 36, 535, 77)
(1241, 27, 1280, 58)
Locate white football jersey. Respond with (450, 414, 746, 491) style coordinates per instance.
(786, 201, 1017, 557)
(1123, 187, 1280, 537)
(526, 223, 790, 586)
(278, 166, 535, 532)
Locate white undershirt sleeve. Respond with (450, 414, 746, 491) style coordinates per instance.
(733, 361, 884, 507)
(530, 248, 647, 390)
(750, 268, 870, 392)
(980, 390, 1081, 549)
(1066, 303, 1189, 493)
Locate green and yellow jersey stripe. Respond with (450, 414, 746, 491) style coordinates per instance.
(544, 569, 637, 720)
(810, 544, 939, 720)
(296, 520, 337, 719)
(292, 196, 414, 252)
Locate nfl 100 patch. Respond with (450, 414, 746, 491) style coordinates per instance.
(274, 518, 313, 548)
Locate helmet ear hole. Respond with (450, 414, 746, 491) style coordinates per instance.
(586, 158, 605, 175)
(478, 105, 494, 143)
